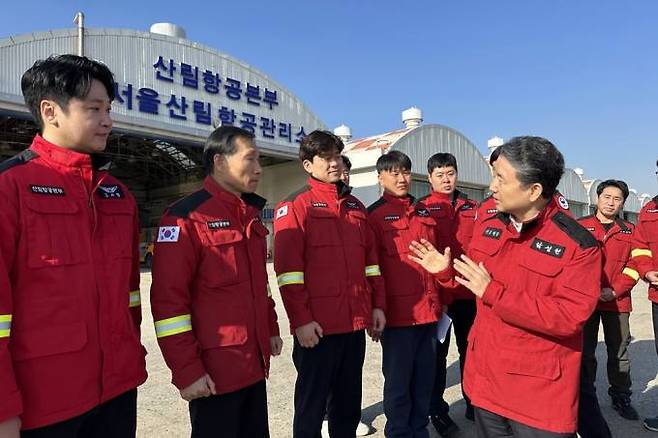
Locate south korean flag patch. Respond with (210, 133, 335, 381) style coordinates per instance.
(275, 205, 289, 220)
(157, 226, 180, 243)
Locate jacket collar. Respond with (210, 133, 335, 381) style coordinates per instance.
(31, 134, 111, 170)
(383, 192, 414, 207)
(202, 176, 267, 210)
(496, 197, 560, 234)
(307, 176, 352, 198)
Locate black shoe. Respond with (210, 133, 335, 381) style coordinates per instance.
(644, 416, 658, 432)
(465, 404, 474, 421)
(430, 413, 460, 437)
(612, 396, 639, 421)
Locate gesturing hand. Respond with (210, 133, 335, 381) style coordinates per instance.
(407, 239, 452, 274)
(453, 254, 491, 298)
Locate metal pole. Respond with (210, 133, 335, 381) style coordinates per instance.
(73, 12, 84, 56)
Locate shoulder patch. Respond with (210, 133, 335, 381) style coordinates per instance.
(0, 149, 38, 174)
(168, 189, 212, 218)
(284, 185, 311, 202)
(552, 211, 599, 249)
(367, 198, 386, 214)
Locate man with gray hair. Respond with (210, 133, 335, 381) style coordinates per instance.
(409, 136, 601, 437)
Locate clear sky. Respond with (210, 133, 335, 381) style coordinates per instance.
(2, 0, 657, 195)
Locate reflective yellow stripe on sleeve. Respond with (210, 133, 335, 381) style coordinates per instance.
(622, 267, 640, 282)
(365, 265, 381, 277)
(0, 314, 11, 338)
(631, 248, 653, 259)
(129, 290, 141, 308)
(277, 272, 304, 287)
(154, 314, 192, 338)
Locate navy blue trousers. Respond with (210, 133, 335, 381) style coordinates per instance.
(382, 323, 437, 438)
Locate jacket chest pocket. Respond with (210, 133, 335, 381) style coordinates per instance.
(518, 253, 565, 296)
(200, 227, 246, 288)
(24, 196, 87, 268)
(96, 200, 134, 260)
(382, 219, 411, 256)
(306, 208, 341, 248)
(608, 235, 632, 262)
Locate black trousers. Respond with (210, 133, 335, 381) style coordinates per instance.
(430, 299, 476, 415)
(21, 389, 137, 438)
(581, 310, 632, 397)
(189, 380, 268, 438)
(474, 407, 575, 438)
(649, 302, 658, 420)
(381, 323, 437, 438)
(292, 330, 366, 438)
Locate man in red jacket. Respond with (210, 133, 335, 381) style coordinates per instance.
(418, 153, 478, 435)
(273, 130, 386, 438)
(410, 137, 601, 437)
(368, 151, 452, 437)
(578, 180, 639, 428)
(0, 55, 147, 438)
(634, 160, 658, 432)
(150, 126, 281, 437)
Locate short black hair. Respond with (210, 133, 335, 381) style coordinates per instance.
(596, 179, 629, 201)
(21, 54, 115, 130)
(202, 126, 255, 175)
(427, 152, 458, 174)
(298, 130, 344, 162)
(341, 155, 352, 171)
(490, 136, 564, 199)
(376, 151, 412, 173)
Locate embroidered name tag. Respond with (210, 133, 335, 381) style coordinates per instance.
(483, 227, 502, 239)
(207, 220, 231, 230)
(311, 202, 328, 208)
(531, 238, 565, 258)
(384, 215, 400, 221)
(30, 185, 65, 196)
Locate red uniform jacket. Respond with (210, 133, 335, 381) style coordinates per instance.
(461, 199, 601, 433)
(418, 190, 477, 301)
(367, 193, 451, 327)
(150, 177, 279, 395)
(273, 177, 386, 335)
(578, 215, 638, 312)
(0, 135, 147, 429)
(631, 196, 658, 302)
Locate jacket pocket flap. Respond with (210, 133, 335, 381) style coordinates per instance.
(12, 322, 87, 361)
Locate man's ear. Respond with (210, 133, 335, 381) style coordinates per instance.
(40, 100, 60, 129)
(302, 159, 313, 174)
(528, 182, 544, 203)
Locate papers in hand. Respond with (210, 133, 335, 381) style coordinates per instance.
(436, 313, 452, 344)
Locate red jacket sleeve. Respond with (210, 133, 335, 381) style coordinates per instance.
(631, 213, 656, 279)
(150, 214, 206, 390)
(129, 201, 142, 332)
(481, 245, 601, 339)
(364, 216, 386, 311)
(0, 176, 23, 422)
(267, 286, 280, 337)
(273, 201, 314, 330)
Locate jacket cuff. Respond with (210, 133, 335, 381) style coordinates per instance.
(481, 279, 504, 307)
(289, 312, 315, 332)
(172, 360, 207, 391)
(434, 266, 453, 283)
(0, 390, 22, 424)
